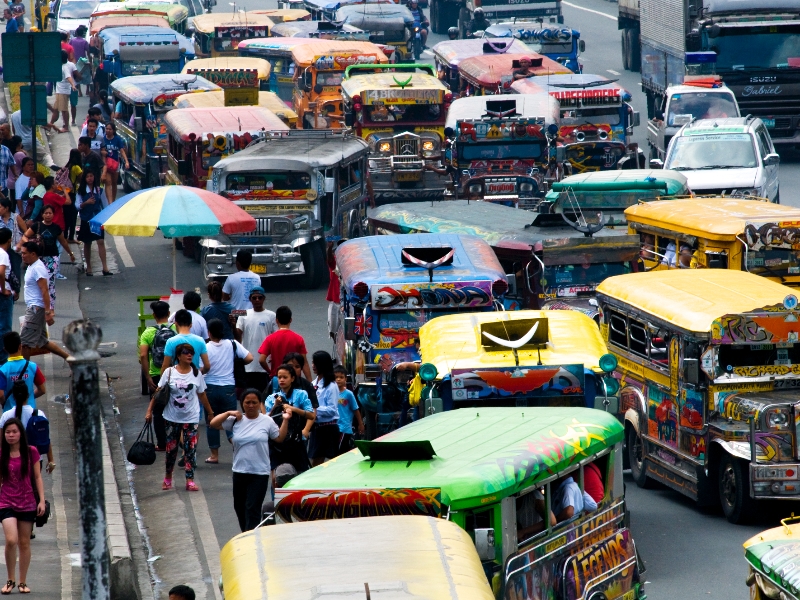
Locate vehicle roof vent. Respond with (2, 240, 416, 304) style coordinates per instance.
(401, 246, 454, 282)
(484, 99, 518, 118)
(355, 440, 436, 462)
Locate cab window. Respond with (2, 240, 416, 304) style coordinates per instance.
(607, 309, 671, 369)
(756, 126, 773, 158)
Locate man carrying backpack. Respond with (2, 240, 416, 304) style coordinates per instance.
(139, 301, 175, 450)
(0, 332, 46, 410)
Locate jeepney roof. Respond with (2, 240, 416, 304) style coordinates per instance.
(511, 73, 628, 97)
(174, 90, 298, 122)
(220, 516, 494, 600)
(281, 407, 624, 508)
(290, 40, 388, 66)
(89, 14, 171, 35)
(211, 131, 368, 171)
(625, 198, 800, 240)
(236, 36, 329, 55)
(181, 56, 271, 77)
(420, 310, 608, 376)
(596, 270, 796, 334)
(98, 26, 194, 56)
(304, 0, 393, 10)
(431, 38, 533, 68)
(341, 72, 448, 99)
(110, 74, 220, 104)
(484, 23, 580, 41)
(458, 52, 571, 88)
(92, 1, 188, 18)
(665, 83, 735, 96)
(551, 169, 689, 195)
(191, 12, 275, 33)
(444, 93, 558, 129)
(163, 106, 290, 140)
(336, 3, 413, 26)
(249, 8, 310, 22)
(270, 20, 365, 37)
(744, 522, 800, 597)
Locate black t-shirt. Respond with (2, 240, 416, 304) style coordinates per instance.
(34, 221, 62, 257)
(81, 151, 103, 179)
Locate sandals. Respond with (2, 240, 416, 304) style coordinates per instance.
(102, 271, 113, 276)
(186, 481, 199, 492)
(0, 580, 13, 594)
(162, 478, 172, 490)
(17, 583, 29, 594)
(204, 457, 218, 464)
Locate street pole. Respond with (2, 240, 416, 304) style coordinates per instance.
(27, 34, 36, 172)
(63, 320, 110, 600)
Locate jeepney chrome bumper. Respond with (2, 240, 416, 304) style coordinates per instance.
(751, 462, 800, 498)
(370, 168, 448, 202)
(203, 243, 304, 280)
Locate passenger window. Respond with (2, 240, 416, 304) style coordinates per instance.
(628, 321, 648, 357)
(757, 128, 773, 157)
(516, 488, 549, 545)
(608, 311, 627, 348)
(754, 130, 768, 159)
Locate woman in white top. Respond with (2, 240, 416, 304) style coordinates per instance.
(209, 389, 290, 531)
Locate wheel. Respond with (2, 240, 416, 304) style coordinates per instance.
(718, 453, 755, 523)
(414, 36, 422, 60)
(621, 30, 630, 71)
(627, 426, 653, 489)
(629, 28, 641, 72)
(300, 240, 325, 289)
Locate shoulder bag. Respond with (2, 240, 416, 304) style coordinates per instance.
(126, 421, 156, 466)
(152, 367, 171, 409)
(29, 448, 50, 527)
(231, 340, 247, 388)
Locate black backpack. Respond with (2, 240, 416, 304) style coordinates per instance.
(150, 325, 176, 369)
(25, 409, 50, 455)
(9, 359, 30, 407)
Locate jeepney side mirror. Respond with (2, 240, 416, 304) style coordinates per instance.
(134, 117, 143, 132)
(594, 394, 619, 414)
(631, 111, 640, 128)
(555, 146, 566, 163)
(578, 39, 586, 53)
(444, 126, 454, 139)
(649, 158, 664, 169)
(344, 317, 357, 340)
(302, 71, 312, 92)
(474, 528, 495, 561)
(684, 358, 700, 385)
(176, 159, 192, 177)
(314, 83, 324, 94)
(344, 111, 354, 127)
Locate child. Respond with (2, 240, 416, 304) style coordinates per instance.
(169, 585, 195, 600)
(334, 366, 364, 455)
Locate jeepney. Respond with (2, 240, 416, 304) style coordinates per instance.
(249, 8, 310, 22)
(89, 14, 170, 39)
(342, 65, 450, 203)
(334, 233, 507, 437)
(744, 516, 800, 600)
(206, 130, 369, 288)
(536, 169, 691, 227)
(431, 38, 533, 92)
(276, 408, 645, 600)
(336, 4, 414, 62)
(95, 25, 195, 84)
(626, 197, 800, 279)
(457, 52, 572, 96)
(291, 41, 388, 130)
(182, 56, 271, 90)
(174, 90, 298, 127)
(110, 73, 221, 190)
(192, 12, 274, 58)
(368, 200, 640, 317)
(483, 24, 585, 74)
(597, 269, 800, 523)
(302, 0, 393, 22)
(270, 19, 369, 41)
(511, 74, 643, 173)
(444, 94, 563, 207)
(91, 1, 188, 33)
(219, 516, 495, 600)
(416, 310, 620, 415)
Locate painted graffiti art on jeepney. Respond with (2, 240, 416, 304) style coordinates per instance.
(680, 432, 706, 458)
(647, 388, 677, 447)
(184, 68, 258, 89)
(752, 430, 794, 461)
(369, 209, 511, 245)
(314, 53, 378, 71)
(715, 393, 768, 422)
(370, 281, 493, 310)
(731, 364, 800, 377)
(679, 388, 704, 429)
(451, 365, 585, 400)
(221, 188, 309, 200)
(216, 25, 268, 40)
(354, 314, 373, 337)
(564, 530, 636, 600)
(275, 488, 441, 523)
(456, 119, 544, 142)
(753, 541, 800, 593)
(712, 312, 800, 345)
(513, 27, 574, 43)
(743, 221, 800, 251)
(374, 329, 417, 349)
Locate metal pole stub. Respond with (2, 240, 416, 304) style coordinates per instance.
(63, 320, 110, 600)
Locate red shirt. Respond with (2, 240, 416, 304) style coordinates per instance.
(43, 191, 66, 229)
(61, 41, 74, 61)
(326, 254, 340, 303)
(257, 329, 307, 376)
(584, 462, 604, 503)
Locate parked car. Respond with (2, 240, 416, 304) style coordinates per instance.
(54, 0, 101, 33)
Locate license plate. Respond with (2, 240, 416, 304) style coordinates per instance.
(395, 171, 421, 182)
(487, 182, 515, 195)
(763, 118, 776, 128)
(250, 264, 267, 274)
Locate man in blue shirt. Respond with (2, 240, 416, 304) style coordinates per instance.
(161, 309, 210, 373)
(0, 332, 46, 409)
(4, 9, 18, 33)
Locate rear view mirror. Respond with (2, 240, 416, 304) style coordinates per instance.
(176, 159, 192, 177)
(344, 112, 354, 127)
(705, 251, 728, 269)
(764, 153, 780, 166)
(684, 358, 700, 385)
(649, 158, 664, 169)
(578, 39, 586, 53)
(344, 316, 356, 340)
(632, 111, 640, 127)
(474, 528, 495, 561)
(594, 394, 619, 414)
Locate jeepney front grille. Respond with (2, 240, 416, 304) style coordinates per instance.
(236, 217, 270, 236)
(394, 135, 419, 157)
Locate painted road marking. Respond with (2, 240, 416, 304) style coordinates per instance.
(422, 49, 433, 57)
(112, 235, 135, 268)
(563, 1, 618, 20)
(188, 491, 223, 600)
(608, 69, 621, 75)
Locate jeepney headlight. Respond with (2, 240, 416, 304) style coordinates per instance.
(272, 221, 291, 235)
(767, 407, 791, 430)
(469, 184, 482, 195)
(520, 182, 534, 193)
(378, 142, 391, 153)
(422, 141, 435, 151)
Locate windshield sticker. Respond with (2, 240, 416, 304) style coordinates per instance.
(363, 88, 442, 104)
(457, 119, 544, 141)
(371, 282, 493, 310)
(712, 312, 800, 345)
(451, 364, 584, 399)
(313, 53, 378, 71)
(275, 488, 441, 523)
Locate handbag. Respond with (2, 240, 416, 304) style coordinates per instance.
(29, 449, 50, 527)
(106, 157, 119, 173)
(152, 368, 171, 409)
(231, 340, 247, 387)
(126, 421, 156, 466)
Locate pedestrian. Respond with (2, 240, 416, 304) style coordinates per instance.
(77, 136, 105, 183)
(0, 230, 13, 361)
(3, 9, 17, 33)
(204, 318, 252, 464)
(0, 418, 45, 594)
(0, 379, 54, 472)
(4, 137, 23, 204)
(326, 242, 340, 341)
(265, 352, 317, 408)
(234, 285, 276, 391)
(145, 343, 214, 492)
(13, 158, 34, 212)
(20, 206, 73, 310)
(75, 169, 111, 276)
(221, 249, 260, 310)
(7, 0, 22, 31)
(19, 242, 69, 361)
(334, 365, 363, 455)
(0, 139, 14, 199)
(161, 309, 210, 373)
(209, 389, 291, 531)
(168, 585, 196, 600)
(0, 333, 45, 410)
(62, 149, 82, 243)
(99, 121, 128, 203)
(49, 51, 77, 134)
(0, 199, 24, 291)
(257, 306, 311, 379)
(80, 108, 106, 136)
(138, 300, 175, 450)
(167, 291, 207, 339)
(263, 363, 313, 475)
(82, 118, 103, 152)
(41, 175, 69, 234)
(70, 26, 91, 97)
(21, 171, 44, 221)
(308, 351, 339, 467)
(200, 281, 234, 339)
(93, 91, 112, 123)
(10, 112, 55, 169)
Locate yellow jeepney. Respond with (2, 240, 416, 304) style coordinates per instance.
(91, 1, 189, 33)
(290, 40, 388, 130)
(626, 197, 800, 284)
(192, 12, 274, 58)
(250, 8, 310, 22)
(181, 56, 271, 90)
(174, 90, 298, 127)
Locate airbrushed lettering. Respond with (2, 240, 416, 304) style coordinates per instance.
(275, 488, 441, 523)
(741, 85, 782, 96)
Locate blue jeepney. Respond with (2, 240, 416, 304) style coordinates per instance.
(270, 19, 369, 41)
(483, 24, 584, 73)
(96, 25, 195, 83)
(334, 233, 507, 438)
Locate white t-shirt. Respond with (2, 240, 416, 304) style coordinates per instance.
(205, 339, 249, 386)
(24, 259, 48, 308)
(222, 412, 279, 475)
(168, 311, 208, 340)
(0, 248, 12, 293)
(552, 477, 584, 517)
(56, 62, 76, 95)
(15, 173, 30, 200)
(0, 405, 46, 429)
(222, 271, 261, 310)
(236, 309, 277, 372)
(158, 366, 207, 424)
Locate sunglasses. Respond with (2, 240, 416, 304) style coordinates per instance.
(180, 349, 195, 356)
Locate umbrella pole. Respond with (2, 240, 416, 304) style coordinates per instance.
(172, 238, 177, 290)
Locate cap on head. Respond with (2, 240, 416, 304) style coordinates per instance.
(249, 285, 266, 298)
(474, 7, 483, 14)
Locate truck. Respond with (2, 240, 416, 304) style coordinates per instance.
(618, 0, 640, 72)
(430, 0, 562, 38)
(629, 0, 800, 147)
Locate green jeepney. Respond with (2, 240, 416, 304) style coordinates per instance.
(275, 407, 645, 600)
(745, 516, 800, 600)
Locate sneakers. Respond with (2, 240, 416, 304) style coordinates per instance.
(55, 274, 67, 280)
(162, 478, 172, 490)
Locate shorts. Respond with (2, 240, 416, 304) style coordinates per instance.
(70, 90, 78, 107)
(53, 93, 69, 112)
(307, 421, 340, 460)
(20, 305, 48, 349)
(0, 507, 36, 522)
(337, 432, 354, 456)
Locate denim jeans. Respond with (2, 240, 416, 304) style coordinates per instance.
(0, 292, 13, 364)
(206, 384, 237, 449)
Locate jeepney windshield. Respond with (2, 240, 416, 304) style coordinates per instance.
(716, 343, 800, 378)
(711, 24, 800, 71)
(666, 133, 757, 170)
(745, 248, 800, 277)
(224, 171, 312, 192)
(561, 107, 621, 126)
(666, 92, 738, 126)
(542, 262, 630, 290)
(365, 103, 443, 124)
(121, 60, 182, 77)
(460, 141, 544, 161)
(316, 71, 345, 87)
(59, 0, 100, 18)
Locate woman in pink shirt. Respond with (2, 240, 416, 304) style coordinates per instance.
(0, 418, 45, 594)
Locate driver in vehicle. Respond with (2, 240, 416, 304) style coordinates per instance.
(370, 101, 394, 122)
(466, 7, 490, 38)
(513, 56, 535, 80)
(408, 0, 429, 49)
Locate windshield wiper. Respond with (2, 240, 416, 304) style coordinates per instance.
(692, 165, 745, 170)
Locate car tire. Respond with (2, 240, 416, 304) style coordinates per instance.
(621, 30, 630, 71)
(718, 453, 755, 524)
(629, 28, 641, 72)
(627, 426, 652, 489)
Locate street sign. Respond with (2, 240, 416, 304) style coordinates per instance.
(19, 85, 48, 125)
(224, 87, 259, 107)
(1, 32, 62, 82)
